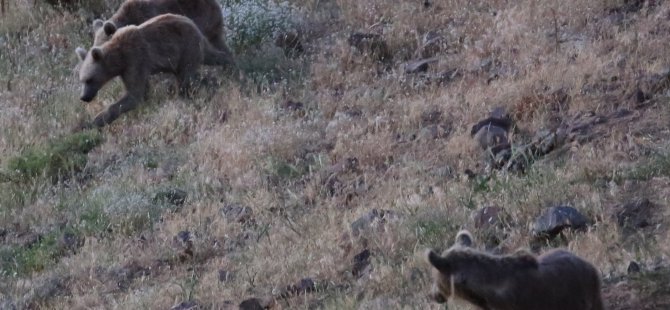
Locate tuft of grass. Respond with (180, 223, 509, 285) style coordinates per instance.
(5, 130, 103, 180)
(0, 226, 81, 277)
(626, 152, 670, 181)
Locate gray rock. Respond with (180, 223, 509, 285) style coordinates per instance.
(615, 198, 653, 229)
(532, 205, 589, 238)
(171, 300, 199, 310)
(218, 269, 232, 283)
(239, 298, 265, 310)
(350, 209, 399, 237)
(352, 249, 372, 278)
(404, 58, 438, 74)
(627, 261, 641, 274)
(417, 124, 449, 141)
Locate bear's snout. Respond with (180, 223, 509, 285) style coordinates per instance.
(80, 94, 94, 102)
(80, 86, 98, 102)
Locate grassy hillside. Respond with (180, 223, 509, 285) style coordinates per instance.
(1, 0, 669, 309)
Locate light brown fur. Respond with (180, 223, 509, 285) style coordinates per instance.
(425, 230, 604, 310)
(75, 14, 233, 128)
(91, 0, 235, 64)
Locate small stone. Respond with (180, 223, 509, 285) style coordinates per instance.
(417, 124, 449, 140)
(176, 231, 191, 243)
(420, 108, 442, 125)
(627, 261, 641, 274)
(404, 58, 438, 74)
(239, 298, 264, 310)
(295, 277, 316, 293)
(473, 206, 505, 230)
(350, 209, 398, 237)
(532, 205, 590, 238)
(352, 249, 372, 278)
(218, 270, 232, 283)
(171, 300, 199, 310)
(154, 188, 187, 206)
(615, 198, 653, 229)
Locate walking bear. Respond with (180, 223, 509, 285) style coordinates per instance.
(91, 0, 235, 64)
(425, 230, 604, 310)
(75, 14, 234, 128)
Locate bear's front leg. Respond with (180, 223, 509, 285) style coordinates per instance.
(93, 71, 147, 127)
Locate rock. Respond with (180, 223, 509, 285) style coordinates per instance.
(473, 206, 506, 230)
(471, 117, 511, 151)
(171, 300, 199, 310)
(352, 249, 372, 278)
(239, 298, 265, 310)
(615, 198, 653, 229)
(347, 32, 391, 62)
(532, 205, 589, 238)
(154, 188, 187, 206)
(404, 58, 438, 74)
(219, 203, 253, 224)
(350, 209, 399, 237)
(173, 231, 194, 262)
(218, 269, 232, 283)
(274, 31, 304, 56)
(473, 206, 510, 249)
(295, 277, 316, 293)
(417, 124, 449, 140)
(627, 261, 641, 274)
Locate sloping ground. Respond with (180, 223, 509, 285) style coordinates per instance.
(1, 0, 669, 309)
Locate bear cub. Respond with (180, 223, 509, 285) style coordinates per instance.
(425, 230, 604, 310)
(75, 14, 233, 128)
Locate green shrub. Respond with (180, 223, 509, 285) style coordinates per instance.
(6, 130, 103, 180)
(221, 0, 304, 51)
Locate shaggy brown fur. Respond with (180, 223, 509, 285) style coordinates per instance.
(425, 230, 604, 310)
(75, 14, 233, 128)
(91, 0, 234, 63)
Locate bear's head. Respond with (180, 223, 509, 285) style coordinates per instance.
(92, 19, 118, 47)
(75, 47, 113, 102)
(424, 230, 474, 304)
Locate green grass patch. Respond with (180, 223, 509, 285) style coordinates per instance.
(0, 226, 81, 277)
(5, 130, 103, 181)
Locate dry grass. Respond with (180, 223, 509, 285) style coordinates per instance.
(1, 0, 670, 309)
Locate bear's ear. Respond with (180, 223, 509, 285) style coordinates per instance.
(93, 19, 104, 32)
(454, 230, 474, 247)
(425, 249, 450, 272)
(103, 21, 117, 36)
(91, 47, 103, 61)
(75, 47, 87, 61)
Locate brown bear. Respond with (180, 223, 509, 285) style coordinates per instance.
(91, 0, 234, 64)
(425, 230, 604, 310)
(75, 14, 234, 128)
